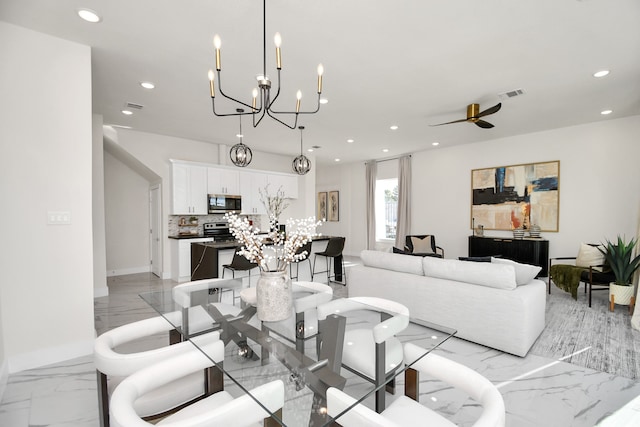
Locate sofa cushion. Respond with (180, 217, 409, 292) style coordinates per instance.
(422, 256, 517, 290)
(361, 250, 424, 276)
(491, 257, 541, 285)
(575, 243, 605, 272)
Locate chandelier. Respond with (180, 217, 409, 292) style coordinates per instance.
(207, 0, 324, 130)
(292, 126, 311, 175)
(230, 109, 252, 167)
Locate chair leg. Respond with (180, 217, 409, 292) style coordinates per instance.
(326, 256, 330, 284)
(307, 259, 313, 282)
(97, 371, 109, 427)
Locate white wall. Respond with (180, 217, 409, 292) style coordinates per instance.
(93, 115, 108, 297)
(104, 151, 152, 275)
(109, 129, 314, 278)
(0, 22, 95, 372)
(317, 115, 640, 261)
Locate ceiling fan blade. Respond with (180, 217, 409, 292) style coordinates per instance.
(475, 120, 494, 129)
(475, 102, 502, 118)
(429, 118, 469, 127)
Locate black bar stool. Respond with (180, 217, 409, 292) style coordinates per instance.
(290, 241, 313, 281)
(312, 237, 346, 285)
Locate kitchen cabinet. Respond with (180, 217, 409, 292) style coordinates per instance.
(468, 236, 549, 277)
(239, 171, 268, 215)
(267, 173, 298, 199)
(171, 162, 207, 215)
(207, 167, 240, 195)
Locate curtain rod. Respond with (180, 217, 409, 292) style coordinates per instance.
(364, 154, 411, 165)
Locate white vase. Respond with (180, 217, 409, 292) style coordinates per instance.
(256, 270, 293, 321)
(609, 282, 635, 308)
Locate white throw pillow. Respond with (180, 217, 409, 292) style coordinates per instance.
(422, 256, 517, 290)
(410, 236, 435, 254)
(491, 257, 541, 285)
(575, 243, 605, 272)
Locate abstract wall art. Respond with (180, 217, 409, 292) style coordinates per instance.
(328, 191, 339, 222)
(471, 161, 560, 231)
(317, 192, 327, 221)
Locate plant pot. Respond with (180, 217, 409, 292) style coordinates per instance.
(256, 270, 293, 321)
(609, 282, 635, 310)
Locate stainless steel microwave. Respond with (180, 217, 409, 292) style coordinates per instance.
(208, 194, 242, 214)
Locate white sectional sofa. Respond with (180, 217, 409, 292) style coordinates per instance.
(349, 250, 547, 357)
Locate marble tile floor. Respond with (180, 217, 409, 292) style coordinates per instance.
(1, 260, 639, 426)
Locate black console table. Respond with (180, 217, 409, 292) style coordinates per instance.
(468, 236, 549, 277)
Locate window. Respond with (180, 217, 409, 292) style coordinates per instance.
(375, 178, 398, 240)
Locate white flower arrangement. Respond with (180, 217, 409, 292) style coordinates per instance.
(225, 213, 323, 272)
(259, 184, 290, 223)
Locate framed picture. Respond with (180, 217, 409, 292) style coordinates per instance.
(328, 191, 339, 222)
(317, 192, 327, 221)
(471, 160, 560, 231)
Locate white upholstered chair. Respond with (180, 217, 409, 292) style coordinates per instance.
(94, 316, 220, 427)
(263, 281, 333, 354)
(326, 342, 505, 427)
(317, 296, 410, 413)
(109, 339, 285, 427)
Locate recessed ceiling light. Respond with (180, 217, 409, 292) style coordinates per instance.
(382, 148, 389, 153)
(77, 8, 101, 23)
(307, 148, 314, 152)
(390, 125, 399, 130)
(121, 110, 133, 115)
(347, 139, 354, 143)
(140, 81, 155, 89)
(334, 158, 341, 162)
(432, 142, 439, 146)
(319, 98, 329, 104)
(601, 109, 613, 115)
(593, 70, 610, 78)
(236, 133, 243, 138)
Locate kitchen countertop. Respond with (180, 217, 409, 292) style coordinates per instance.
(169, 234, 209, 239)
(188, 235, 335, 248)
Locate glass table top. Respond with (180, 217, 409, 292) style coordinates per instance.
(140, 278, 456, 426)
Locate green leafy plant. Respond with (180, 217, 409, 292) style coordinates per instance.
(598, 236, 640, 286)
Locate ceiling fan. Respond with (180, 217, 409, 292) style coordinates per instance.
(431, 102, 502, 129)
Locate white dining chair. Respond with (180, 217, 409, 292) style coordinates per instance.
(317, 296, 410, 413)
(326, 342, 506, 427)
(94, 316, 220, 427)
(261, 281, 333, 354)
(110, 339, 285, 427)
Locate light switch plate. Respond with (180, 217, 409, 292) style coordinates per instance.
(48, 211, 71, 225)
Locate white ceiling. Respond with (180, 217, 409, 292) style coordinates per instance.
(2, 0, 639, 166)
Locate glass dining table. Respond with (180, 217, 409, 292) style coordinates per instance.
(139, 278, 456, 426)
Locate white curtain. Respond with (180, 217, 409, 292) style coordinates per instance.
(366, 161, 377, 250)
(395, 156, 411, 248)
(631, 205, 640, 330)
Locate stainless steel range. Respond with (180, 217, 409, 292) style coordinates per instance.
(203, 221, 235, 242)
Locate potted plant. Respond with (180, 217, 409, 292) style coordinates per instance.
(189, 216, 198, 225)
(598, 236, 640, 309)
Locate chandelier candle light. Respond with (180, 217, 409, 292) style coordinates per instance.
(207, 0, 324, 130)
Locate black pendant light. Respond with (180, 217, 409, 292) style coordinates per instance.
(292, 126, 311, 175)
(229, 108, 252, 167)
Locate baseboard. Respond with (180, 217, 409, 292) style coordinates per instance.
(8, 339, 94, 374)
(106, 265, 151, 277)
(0, 358, 8, 404)
(94, 286, 109, 298)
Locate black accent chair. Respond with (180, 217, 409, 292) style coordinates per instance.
(289, 241, 313, 281)
(313, 237, 346, 285)
(548, 244, 615, 307)
(404, 235, 444, 258)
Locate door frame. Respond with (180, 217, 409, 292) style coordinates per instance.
(150, 184, 163, 277)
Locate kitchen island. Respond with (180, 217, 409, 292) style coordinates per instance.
(190, 236, 342, 282)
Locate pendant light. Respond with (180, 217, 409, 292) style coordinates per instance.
(229, 108, 252, 167)
(292, 126, 311, 175)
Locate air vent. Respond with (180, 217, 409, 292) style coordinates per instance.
(311, 145, 321, 149)
(498, 89, 525, 100)
(125, 102, 144, 110)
